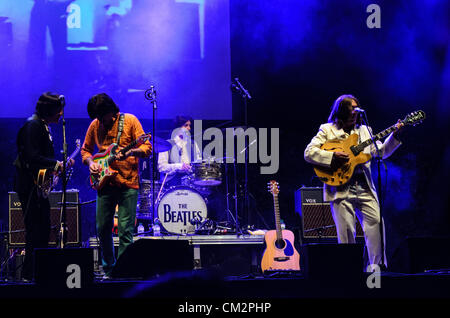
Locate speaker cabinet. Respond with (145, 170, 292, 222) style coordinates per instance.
(295, 187, 363, 239)
(34, 248, 94, 287)
(8, 191, 81, 246)
(300, 243, 364, 281)
(110, 238, 193, 279)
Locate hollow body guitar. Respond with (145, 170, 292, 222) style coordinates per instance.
(261, 180, 300, 272)
(90, 133, 151, 190)
(313, 110, 426, 186)
(36, 139, 81, 197)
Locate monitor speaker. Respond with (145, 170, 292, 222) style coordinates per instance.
(34, 248, 94, 287)
(110, 238, 193, 279)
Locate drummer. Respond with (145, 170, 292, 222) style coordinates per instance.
(158, 115, 202, 187)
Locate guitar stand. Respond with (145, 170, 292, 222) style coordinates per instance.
(263, 270, 302, 278)
(0, 230, 26, 281)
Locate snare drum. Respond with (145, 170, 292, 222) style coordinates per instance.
(157, 186, 208, 234)
(192, 161, 222, 186)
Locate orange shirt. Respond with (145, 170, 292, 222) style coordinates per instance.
(81, 113, 152, 189)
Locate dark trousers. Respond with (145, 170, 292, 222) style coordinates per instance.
(96, 185, 138, 275)
(17, 187, 51, 280)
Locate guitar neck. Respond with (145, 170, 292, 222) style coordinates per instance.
(60, 145, 80, 172)
(353, 123, 400, 154)
(272, 194, 283, 241)
(120, 139, 140, 154)
(68, 147, 80, 162)
(108, 138, 143, 164)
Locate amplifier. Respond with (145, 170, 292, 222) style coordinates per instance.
(8, 190, 81, 247)
(295, 187, 363, 239)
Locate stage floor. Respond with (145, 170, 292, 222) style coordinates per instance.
(1, 234, 449, 308)
(1, 270, 449, 300)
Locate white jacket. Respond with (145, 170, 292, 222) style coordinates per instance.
(304, 123, 401, 202)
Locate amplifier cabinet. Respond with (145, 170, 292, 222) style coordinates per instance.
(8, 190, 81, 247)
(295, 187, 363, 239)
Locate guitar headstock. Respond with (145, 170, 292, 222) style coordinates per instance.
(75, 139, 81, 148)
(403, 110, 426, 127)
(267, 180, 279, 196)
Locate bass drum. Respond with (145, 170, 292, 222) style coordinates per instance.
(157, 186, 208, 235)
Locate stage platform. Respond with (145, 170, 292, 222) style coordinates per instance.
(0, 270, 449, 305)
(88, 234, 265, 273)
(1, 235, 449, 310)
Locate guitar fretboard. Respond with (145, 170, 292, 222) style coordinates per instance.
(272, 193, 283, 241)
(352, 124, 399, 155)
(107, 136, 145, 164)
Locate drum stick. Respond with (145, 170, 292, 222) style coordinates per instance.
(157, 173, 168, 202)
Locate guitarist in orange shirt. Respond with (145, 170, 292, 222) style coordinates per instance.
(81, 93, 152, 278)
(304, 94, 404, 271)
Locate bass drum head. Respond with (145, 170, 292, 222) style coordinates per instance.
(157, 186, 208, 235)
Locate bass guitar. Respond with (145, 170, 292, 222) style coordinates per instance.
(90, 133, 151, 190)
(36, 139, 81, 198)
(313, 110, 426, 186)
(261, 180, 300, 272)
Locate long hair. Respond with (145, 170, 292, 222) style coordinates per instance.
(87, 93, 120, 119)
(35, 92, 64, 118)
(327, 94, 362, 129)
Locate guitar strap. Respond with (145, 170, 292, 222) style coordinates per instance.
(116, 113, 125, 145)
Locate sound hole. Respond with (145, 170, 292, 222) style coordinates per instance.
(275, 239, 286, 249)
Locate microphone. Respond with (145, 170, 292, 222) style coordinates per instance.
(230, 83, 240, 92)
(59, 95, 65, 107)
(354, 107, 365, 113)
(144, 85, 156, 101)
(233, 77, 251, 99)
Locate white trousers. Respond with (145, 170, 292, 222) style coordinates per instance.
(330, 176, 387, 268)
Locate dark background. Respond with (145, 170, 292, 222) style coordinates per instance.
(1, 0, 449, 265)
(229, 0, 450, 263)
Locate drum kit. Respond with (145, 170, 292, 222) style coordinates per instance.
(135, 138, 238, 236)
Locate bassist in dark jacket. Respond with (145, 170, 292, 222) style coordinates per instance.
(13, 92, 72, 281)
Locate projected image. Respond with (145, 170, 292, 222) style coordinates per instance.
(0, 0, 231, 119)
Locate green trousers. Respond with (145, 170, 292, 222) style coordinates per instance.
(96, 185, 138, 275)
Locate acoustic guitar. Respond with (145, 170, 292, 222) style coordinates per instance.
(36, 139, 81, 198)
(261, 180, 300, 272)
(313, 110, 426, 186)
(90, 133, 151, 190)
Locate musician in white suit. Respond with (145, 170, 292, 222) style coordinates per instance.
(304, 94, 403, 270)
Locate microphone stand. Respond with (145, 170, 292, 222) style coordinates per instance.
(360, 111, 387, 269)
(145, 86, 157, 229)
(58, 99, 68, 249)
(231, 77, 251, 232)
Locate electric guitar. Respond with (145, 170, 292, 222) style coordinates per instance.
(36, 139, 81, 198)
(90, 133, 151, 190)
(261, 180, 300, 272)
(313, 110, 426, 186)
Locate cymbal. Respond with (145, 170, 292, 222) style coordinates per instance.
(152, 136, 171, 153)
